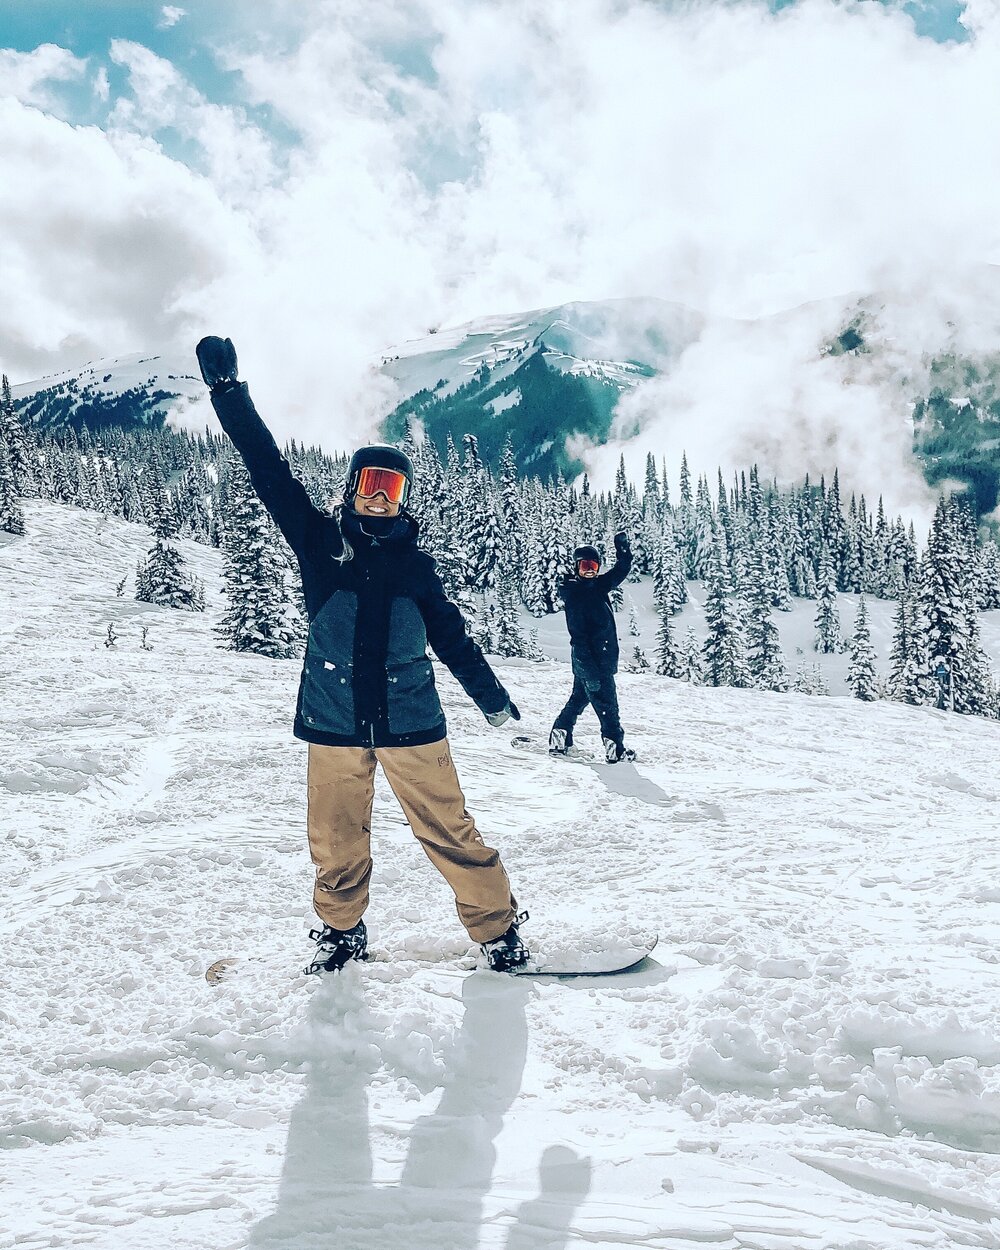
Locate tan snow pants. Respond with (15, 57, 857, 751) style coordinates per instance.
(307, 739, 518, 944)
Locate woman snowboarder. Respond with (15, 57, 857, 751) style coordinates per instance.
(196, 336, 528, 973)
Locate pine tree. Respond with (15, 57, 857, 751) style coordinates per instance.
(135, 489, 205, 612)
(813, 544, 843, 653)
(654, 604, 682, 677)
(0, 374, 37, 496)
(745, 546, 788, 692)
(492, 566, 531, 658)
(0, 435, 25, 535)
(216, 461, 300, 656)
(919, 497, 992, 715)
(793, 663, 830, 696)
(847, 596, 878, 701)
(888, 591, 930, 705)
(678, 626, 704, 685)
(702, 526, 751, 688)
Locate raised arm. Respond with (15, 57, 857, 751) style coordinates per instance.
(197, 337, 329, 557)
(593, 531, 632, 592)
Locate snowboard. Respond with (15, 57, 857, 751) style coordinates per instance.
(205, 935, 658, 984)
(504, 933, 657, 977)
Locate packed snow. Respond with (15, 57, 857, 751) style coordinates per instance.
(4, 500, 1000, 1249)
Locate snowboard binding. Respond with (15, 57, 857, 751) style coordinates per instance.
(304, 919, 369, 975)
(481, 911, 530, 972)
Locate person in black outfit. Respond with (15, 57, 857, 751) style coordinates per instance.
(196, 336, 529, 973)
(549, 533, 636, 763)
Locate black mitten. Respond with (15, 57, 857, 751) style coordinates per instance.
(196, 336, 239, 390)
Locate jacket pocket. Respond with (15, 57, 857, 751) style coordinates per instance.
(387, 659, 442, 735)
(300, 655, 356, 737)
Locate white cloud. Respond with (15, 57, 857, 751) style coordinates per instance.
(158, 7, 187, 30)
(0, 44, 87, 110)
(6, 0, 1000, 499)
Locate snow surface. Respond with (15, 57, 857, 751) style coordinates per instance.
(4, 501, 1000, 1249)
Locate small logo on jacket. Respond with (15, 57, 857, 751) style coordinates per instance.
(437, 752, 451, 768)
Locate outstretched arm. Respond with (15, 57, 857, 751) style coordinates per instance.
(593, 531, 632, 592)
(418, 563, 518, 723)
(197, 337, 330, 558)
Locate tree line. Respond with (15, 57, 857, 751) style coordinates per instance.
(2, 376, 998, 718)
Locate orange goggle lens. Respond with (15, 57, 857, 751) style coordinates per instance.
(577, 559, 600, 574)
(355, 466, 409, 504)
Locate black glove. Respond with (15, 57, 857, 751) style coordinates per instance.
(614, 530, 630, 555)
(485, 699, 520, 728)
(196, 336, 239, 390)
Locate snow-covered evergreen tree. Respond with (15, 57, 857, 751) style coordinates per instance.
(492, 568, 532, 658)
(847, 596, 878, 701)
(654, 605, 682, 678)
(702, 527, 751, 688)
(745, 547, 788, 692)
(813, 544, 843, 653)
(888, 591, 930, 705)
(135, 490, 205, 612)
(0, 436, 24, 535)
(919, 497, 992, 716)
(678, 626, 704, 685)
(0, 374, 36, 496)
(216, 461, 300, 657)
(793, 663, 830, 696)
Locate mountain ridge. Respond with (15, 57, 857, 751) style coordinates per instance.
(11, 285, 1000, 511)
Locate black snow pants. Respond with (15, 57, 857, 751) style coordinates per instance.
(552, 674, 623, 748)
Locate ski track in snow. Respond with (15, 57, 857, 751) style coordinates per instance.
(4, 501, 1000, 1249)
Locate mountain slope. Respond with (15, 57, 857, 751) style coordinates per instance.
(10, 351, 203, 433)
(4, 500, 1000, 1248)
(379, 297, 702, 477)
(13, 278, 1000, 509)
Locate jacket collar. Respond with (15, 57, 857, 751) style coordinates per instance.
(342, 508, 418, 547)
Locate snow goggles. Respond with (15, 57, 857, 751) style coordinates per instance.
(353, 466, 410, 505)
(577, 558, 600, 574)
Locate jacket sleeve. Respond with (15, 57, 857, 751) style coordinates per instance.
(417, 562, 509, 716)
(593, 545, 632, 593)
(210, 381, 334, 558)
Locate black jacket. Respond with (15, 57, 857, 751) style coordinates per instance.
(559, 545, 632, 685)
(211, 382, 510, 747)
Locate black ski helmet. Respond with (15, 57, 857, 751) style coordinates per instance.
(345, 444, 415, 506)
(573, 544, 601, 569)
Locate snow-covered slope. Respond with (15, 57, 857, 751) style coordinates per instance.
(10, 351, 204, 432)
(378, 298, 703, 399)
(5, 503, 1000, 1249)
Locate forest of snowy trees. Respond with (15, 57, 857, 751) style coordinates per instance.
(2, 372, 999, 719)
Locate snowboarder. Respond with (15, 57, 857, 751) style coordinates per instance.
(549, 533, 636, 763)
(196, 336, 529, 974)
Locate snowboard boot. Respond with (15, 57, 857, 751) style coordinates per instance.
(548, 727, 569, 755)
(481, 911, 530, 972)
(304, 919, 368, 975)
(603, 737, 637, 764)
